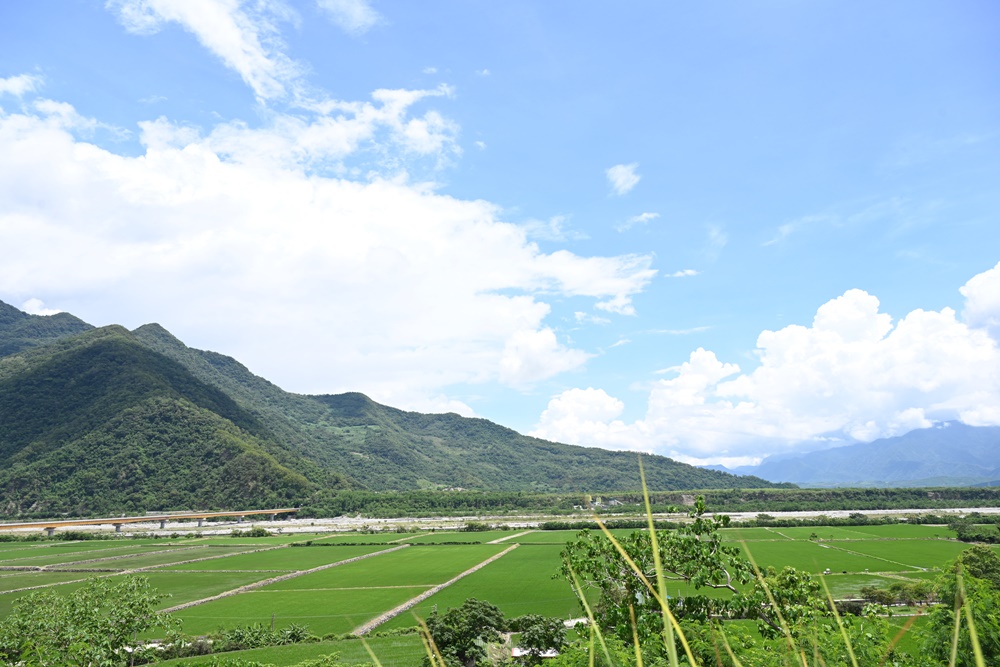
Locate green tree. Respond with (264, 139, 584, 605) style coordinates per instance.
(515, 615, 567, 664)
(424, 598, 506, 667)
(0, 575, 174, 667)
(920, 547, 1000, 666)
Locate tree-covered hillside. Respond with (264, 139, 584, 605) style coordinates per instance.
(0, 301, 787, 517)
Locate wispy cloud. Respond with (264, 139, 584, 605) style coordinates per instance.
(475, 68, 491, 77)
(646, 326, 711, 337)
(317, 0, 382, 35)
(108, 0, 302, 102)
(666, 269, 698, 278)
(0, 73, 43, 97)
(615, 211, 658, 232)
(522, 215, 586, 242)
(605, 163, 639, 196)
(574, 311, 611, 325)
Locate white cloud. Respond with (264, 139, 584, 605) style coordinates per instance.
(961, 260, 1000, 340)
(574, 311, 610, 325)
(422, 67, 438, 75)
(521, 215, 586, 242)
(474, 140, 486, 150)
(0, 97, 655, 410)
(20, 298, 61, 316)
(0, 74, 43, 97)
(317, 0, 382, 35)
(475, 69, 491, 77)
(498, 329, 592, 389)
(107, 0, 302, 101)
(532, 388, 632, 446)
(139, 84, 459, 172)
(533, 273, 1000, 463)
(667, 269, 698, 278)
(605, 163, 640, 196)
(615, 211, 658, 232)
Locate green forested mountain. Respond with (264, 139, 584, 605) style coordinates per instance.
(0, 301, 785, 517)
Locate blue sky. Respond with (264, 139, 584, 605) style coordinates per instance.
(2, 1, 999, 466)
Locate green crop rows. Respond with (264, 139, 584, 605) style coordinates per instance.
(0, 523, 981, 665)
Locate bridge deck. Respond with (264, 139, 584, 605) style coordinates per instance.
(0, 508, 300, 531)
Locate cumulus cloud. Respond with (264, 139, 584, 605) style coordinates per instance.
(605, 163, 639, 196)
(533, 388, 632, 445)
(533, 274, 1000, 464)
(0, 74, 43, 97)
(961, 260, 1000, 340)
(317, 0, 381, 35)
(107, 0, 302, 101)
(20, 298, 61, 316)
(498, 329, 592, 389)
(0, 95, 655, 410)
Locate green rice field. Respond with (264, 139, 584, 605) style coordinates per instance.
(0, 521, 979, 658)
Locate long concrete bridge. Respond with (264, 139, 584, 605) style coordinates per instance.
(0, 508, 300, 536)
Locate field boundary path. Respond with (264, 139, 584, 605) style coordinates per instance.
(0, 545, 284, 596)
(352, 543, 519, 636)
(488, 530, 533, 544)
(160, 544, 409, 613)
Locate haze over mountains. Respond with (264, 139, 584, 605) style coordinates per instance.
(0, 300, 785, 517)
(709, 422, 1000, 488)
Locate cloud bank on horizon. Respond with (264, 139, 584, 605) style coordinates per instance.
(532, 263, 1000, 466)
(1, 1, 998, 465)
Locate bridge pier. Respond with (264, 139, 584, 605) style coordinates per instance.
(114, 524, 122, 533)
(159, 520, 167, 529)
(197, 518, 204, 527)
(237, 516, 245, 524)
(45, 527, 55, 537)
(270, 514, 276, 521)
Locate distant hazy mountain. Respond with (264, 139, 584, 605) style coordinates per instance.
(716, 422, 1000, 487)
(0, 300, 784, 516)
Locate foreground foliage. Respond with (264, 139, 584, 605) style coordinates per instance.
(0, 575, 173, 667)
(554, 492, 1000, 666)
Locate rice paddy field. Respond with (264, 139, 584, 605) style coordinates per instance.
(0, 522, 983, 665)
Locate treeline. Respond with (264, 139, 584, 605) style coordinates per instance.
(298, 486, 1000, 518)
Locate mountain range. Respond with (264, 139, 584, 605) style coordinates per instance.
(711, 422, 1000, 488)
(0, 300, 784, 517)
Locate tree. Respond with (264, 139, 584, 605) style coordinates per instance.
(424, 598, 506, 667)
(920, 546, 1000, 666)
(0, 575, 174, 667)
(515, 615, 567, 664)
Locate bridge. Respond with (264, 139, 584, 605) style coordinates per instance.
(0, 508, 300, 536)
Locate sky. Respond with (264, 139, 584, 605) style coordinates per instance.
(1, 1, 999, 468)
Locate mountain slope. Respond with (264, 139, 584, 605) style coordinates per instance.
(0, 300, 786, 516)
(0, 326, 318, 515)
(730, 422, 1000, 487)
(0, 301, 92, 357)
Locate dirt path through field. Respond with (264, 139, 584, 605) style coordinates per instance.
(160, 544, 410, 613)
(488, 530, 534, 543)
(352, 544, 519, 635)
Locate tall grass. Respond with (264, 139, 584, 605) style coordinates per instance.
(414, 454, 986, 666)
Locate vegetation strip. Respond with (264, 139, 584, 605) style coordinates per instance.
(117, 546, 282, 573)
(32, 545, 204, 569)
(351, 543, 520, 636)
(487, 530, 534, 544)
(159, 544, 409, 613)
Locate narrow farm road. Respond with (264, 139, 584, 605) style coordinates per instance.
(488, 530, 534, 543)
(352, 544, 520, 635)
(160, 544, 410, 613)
